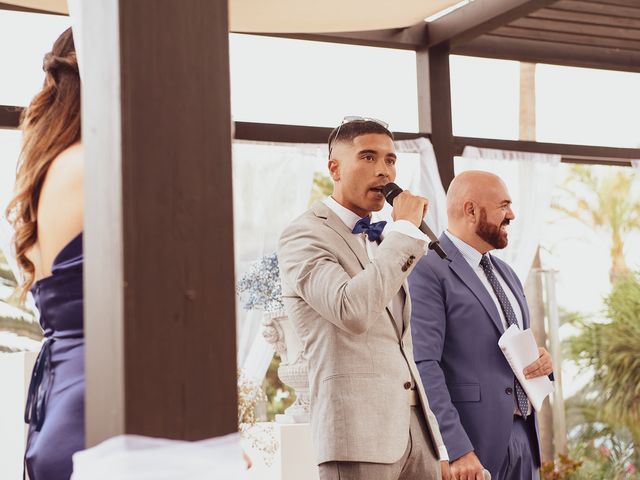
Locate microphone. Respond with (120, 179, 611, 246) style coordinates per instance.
(382, 183, 448, 260)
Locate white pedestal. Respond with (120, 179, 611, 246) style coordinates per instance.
(245, 423, 319, 480)
(0, 351, 37, 479)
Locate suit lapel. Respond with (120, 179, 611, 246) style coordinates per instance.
(314, 202, 370, 269)
(440, 235, 505, 335)
(491, 256, 530, 329)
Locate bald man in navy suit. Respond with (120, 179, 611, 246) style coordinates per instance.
(409, 171, 553, 480)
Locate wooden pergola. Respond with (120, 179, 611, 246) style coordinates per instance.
(0, 0, 638, 448)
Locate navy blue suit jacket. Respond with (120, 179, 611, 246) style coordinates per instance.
(409, 233, 541, 477)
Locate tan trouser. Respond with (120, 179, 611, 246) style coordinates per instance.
(319, 407, 441, 480)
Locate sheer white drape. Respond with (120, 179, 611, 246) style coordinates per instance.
(376, 138, 448, 236)
(457, 147, 561, 283)
(632, 160, 640, 172)
(233, 141, 319, 381)
(0, 130, 23, 283)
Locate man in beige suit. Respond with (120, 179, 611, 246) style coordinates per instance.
(278, 118, 449, 480)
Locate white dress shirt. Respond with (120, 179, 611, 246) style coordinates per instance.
(444, 230, 531, 416)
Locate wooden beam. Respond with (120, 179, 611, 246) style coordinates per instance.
(531, 7, 640, 29)
(234, 121, 425, 143)
(590, 0, 640, 8)
(491, 26, 640, 51)
(426, 0, 559, 47)
(453, 136, 638, 166)
(509, 16, 640, 42)
(589, 0, 640, 8)
(244, 22, 429, 51)
(233, 122, 640, 168)
(428, 45, 455, 190)
(0, 105, 21, 129)
(83, 0, 237, 446)
(453, 35, 640, 73)
(551, 0, 640, 20)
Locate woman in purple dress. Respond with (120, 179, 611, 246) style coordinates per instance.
(5, 27, 84, 480)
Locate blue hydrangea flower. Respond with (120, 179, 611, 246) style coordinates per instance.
(236, 252, 284, 313)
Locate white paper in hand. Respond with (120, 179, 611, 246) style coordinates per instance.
(498, 325, 554, 411)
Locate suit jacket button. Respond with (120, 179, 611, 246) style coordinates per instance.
(505, 387, 513, 395)
(404, 382, 412, 390)
(401, 264, 409, 272)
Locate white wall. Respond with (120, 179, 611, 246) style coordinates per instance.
(0, 351, 37, 479)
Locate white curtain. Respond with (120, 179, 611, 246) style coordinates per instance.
(632, 160, 640, 172)
(0, 130, 24, 284)
(233, 140, 318, 381)
(457, 147, 561, 283)
(376, 137, 448, 236)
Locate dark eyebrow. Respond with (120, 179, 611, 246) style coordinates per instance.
(357, 149, 397, 160)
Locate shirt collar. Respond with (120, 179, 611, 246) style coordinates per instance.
(444, 230, 485, 268)
(323, 196, 365, 231)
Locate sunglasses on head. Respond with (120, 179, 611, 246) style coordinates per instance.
(329, 115, 389, 158)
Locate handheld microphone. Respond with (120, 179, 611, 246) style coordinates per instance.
(382, 183, 448, 260)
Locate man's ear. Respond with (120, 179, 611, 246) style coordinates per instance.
(463, 201, 476, 222)
(328, 158, 340, 181)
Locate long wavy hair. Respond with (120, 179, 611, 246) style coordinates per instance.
(5, 28, 81, 301)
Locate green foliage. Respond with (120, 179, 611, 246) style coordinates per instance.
(565, 438, 638, 480)
(563, 273, 640, 477)
(0, 247, 40, 349)
(308, 172, 333, 206)
(552, 165, 640, 282)
(568, 274, 640, 437)
(262, 354, 295, 422)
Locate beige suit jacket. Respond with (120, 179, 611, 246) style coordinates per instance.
(277, 201, 445, 465)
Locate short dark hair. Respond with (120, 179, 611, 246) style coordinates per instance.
(328, 120, 394, 155)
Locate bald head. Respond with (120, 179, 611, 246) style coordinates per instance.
(446, 170, 515, 252)
(447, 171, 507, 220)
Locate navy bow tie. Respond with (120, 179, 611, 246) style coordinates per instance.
(352, 216, 387, 242)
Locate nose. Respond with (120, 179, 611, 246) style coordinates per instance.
(376, 159, 391, 178)
(507, 205, 515, 220)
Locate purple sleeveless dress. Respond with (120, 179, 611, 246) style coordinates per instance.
(24, 233, 84, 480)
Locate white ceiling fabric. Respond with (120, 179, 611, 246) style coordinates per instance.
(2, 0, 462, 32)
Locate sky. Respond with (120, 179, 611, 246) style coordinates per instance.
(1, 8, 639, 393)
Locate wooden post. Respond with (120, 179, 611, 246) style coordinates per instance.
(82, 0, 237, 446)
(422, 45, 455, 191)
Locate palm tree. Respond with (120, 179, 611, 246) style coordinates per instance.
(565, 274, 640, 476)
(552, 165, 640, 283)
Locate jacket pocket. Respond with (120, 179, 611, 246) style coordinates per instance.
(448, 383, 481, 402)
(322, 372, 378, 382)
